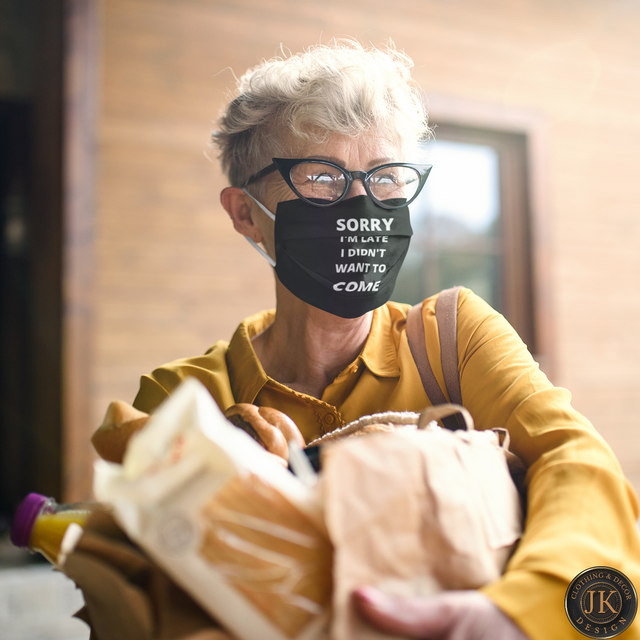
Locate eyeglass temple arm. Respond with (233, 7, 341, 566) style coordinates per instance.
(242, 163, 278, 187)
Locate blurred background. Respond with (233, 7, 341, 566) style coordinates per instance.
(2, 0, 640, 525)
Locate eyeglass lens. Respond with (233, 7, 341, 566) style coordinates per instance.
(289, 162, 421, 204)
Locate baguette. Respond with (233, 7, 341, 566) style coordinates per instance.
(224, 404, 305, 461)
(91, 400, 149, 463)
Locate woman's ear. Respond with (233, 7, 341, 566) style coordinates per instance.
(220, 187, 262, 242)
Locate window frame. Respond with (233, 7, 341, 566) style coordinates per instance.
(422, 94, 554, 376)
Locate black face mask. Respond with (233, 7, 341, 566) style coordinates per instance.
(270, 195, 413, 318)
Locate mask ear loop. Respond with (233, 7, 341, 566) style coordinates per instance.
(241, 188, 276, 267)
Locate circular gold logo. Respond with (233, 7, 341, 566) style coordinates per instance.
(565, 566, 638, 638)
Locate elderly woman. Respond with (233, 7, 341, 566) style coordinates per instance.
(132, 42, 640, 640)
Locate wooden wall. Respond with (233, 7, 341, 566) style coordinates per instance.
(88, 0, 640, 493)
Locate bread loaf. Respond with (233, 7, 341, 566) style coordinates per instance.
(224, 404, 305, 461)
(91, 401, 149, 463)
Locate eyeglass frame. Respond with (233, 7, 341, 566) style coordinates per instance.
(242, 157, 433, 210)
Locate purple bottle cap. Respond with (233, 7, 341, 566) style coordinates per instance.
(10, 493, 49, 548)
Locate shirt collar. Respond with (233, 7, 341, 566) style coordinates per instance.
(226, 309, 275, 404)
(226, 304, 401, 404)
(358, 304, 402, 377)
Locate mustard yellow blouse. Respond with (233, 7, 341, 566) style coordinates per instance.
(133, 287, 640, 640)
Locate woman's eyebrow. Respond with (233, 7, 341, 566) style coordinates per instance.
(305, 155, 398, 168)
(367, 157, 398, 168)
(305, 155, 343, 164)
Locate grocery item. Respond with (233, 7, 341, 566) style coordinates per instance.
(10, 493, 101, 565)
(224, 403, 305, 461)
(321, 422, 523, 640)
(94, 377, 331, 640)
(244, 401, 521, 640)
(92, 400, 150, 463)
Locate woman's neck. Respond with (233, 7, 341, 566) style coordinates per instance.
(251, 281, 373, 398)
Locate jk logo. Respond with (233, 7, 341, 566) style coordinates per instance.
(584, 589, 620, 615)
(565, 566, 638, 639)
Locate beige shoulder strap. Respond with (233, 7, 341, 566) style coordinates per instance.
(435, 286, 463, 406)
(406, 287, 464, 430)
(406, 303, 448, 406)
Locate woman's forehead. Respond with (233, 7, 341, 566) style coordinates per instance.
(296, 134, 401, 170)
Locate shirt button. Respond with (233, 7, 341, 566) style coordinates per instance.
(324, 414, 335, 426)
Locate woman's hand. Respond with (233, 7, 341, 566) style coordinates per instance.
(353, 587, 530, 640)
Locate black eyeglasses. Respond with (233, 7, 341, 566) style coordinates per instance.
(242, 158, 432, 210)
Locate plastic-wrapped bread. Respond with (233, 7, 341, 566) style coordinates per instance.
(94, 378, 332, 640)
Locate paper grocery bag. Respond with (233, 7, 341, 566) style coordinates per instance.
(93, 378, 331, 640)
(321, 426, 523, 640)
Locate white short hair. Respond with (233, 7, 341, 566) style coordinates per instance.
(211, 39, 431, 188)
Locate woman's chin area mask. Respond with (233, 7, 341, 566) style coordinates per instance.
(243, 192, 413, 318)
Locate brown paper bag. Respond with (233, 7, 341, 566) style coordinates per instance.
(321, 424, 523, 640)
